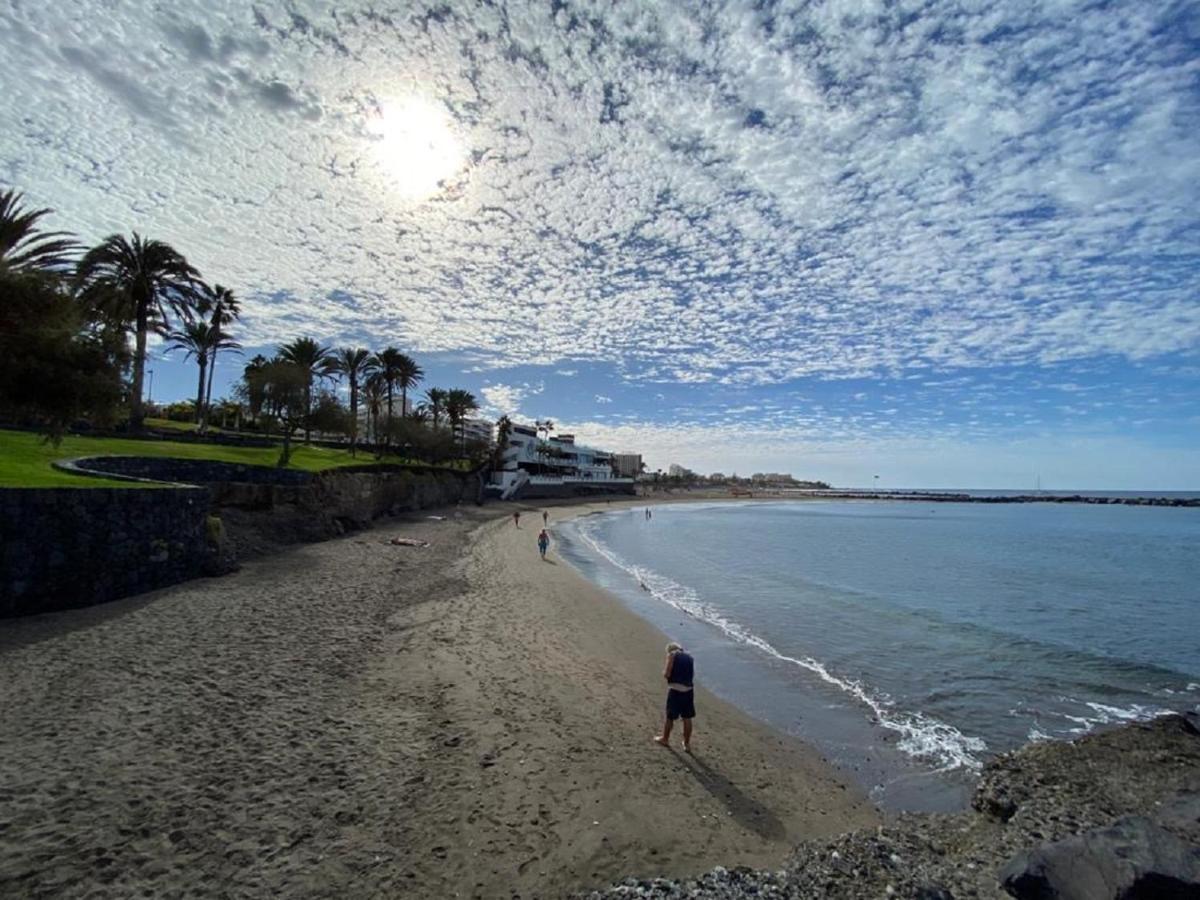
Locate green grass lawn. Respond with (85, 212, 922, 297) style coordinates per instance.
(0, 428, 439, 488)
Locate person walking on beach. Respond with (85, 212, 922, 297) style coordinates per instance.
(542, 510, 549, 526)
(654, 642, 695, 752)
(537, 528, 550, 560)
(513, 511, 521, 528)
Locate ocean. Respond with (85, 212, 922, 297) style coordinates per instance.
(556, 500, 1200, 811)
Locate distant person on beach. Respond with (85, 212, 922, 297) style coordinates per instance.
(542, 510, 549, 526)
(654, 642, 695, 752)
(513, 511, 520, 527)
(537, 529, 550, 559)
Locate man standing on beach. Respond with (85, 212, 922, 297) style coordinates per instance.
(537, 528, 550, 559)
(542, 510, 549, 526)
(654, 642, 694, 752)
(513, 511, 520, 527)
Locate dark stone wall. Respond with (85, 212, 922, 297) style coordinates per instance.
(1, 460, 475, 616)
(65, 456, 313, 486)
(0, 486, 210, 617)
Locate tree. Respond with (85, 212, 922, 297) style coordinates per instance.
(165, 320, 241, 425)
(361, 371, 386, 450)
(240, 354, 270, 424)
(76, 233, 201, 430)
(493, 415, 513, 470)
(199, 283, 240, 431)
(277, 337, 333, 442)
(394, 353, 423, 421)
(445, 388, 479, 453)
(422, 387, 448, 430)
(0, 269, 125, 440)
(257, 359, 309, 467)
(165, 320, 214, 423)
(309, 390, 350, 439)
(327, 347, 373, 456)
(371, 347, 420, 442)
(0, 188, 77, 275)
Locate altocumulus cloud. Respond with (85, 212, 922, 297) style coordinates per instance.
(1, 0, 1197, 391)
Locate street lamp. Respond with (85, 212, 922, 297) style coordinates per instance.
(147, 369, 155, 404)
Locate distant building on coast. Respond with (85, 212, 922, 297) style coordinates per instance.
(668, 463, 687, 478)
(613, 453, 643, 478)
(461, 417, 495, 447)
(490, 423, 635, 500)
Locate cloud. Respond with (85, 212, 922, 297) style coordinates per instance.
(594, 394, 613, 404)
(1, 0, 1197, 468)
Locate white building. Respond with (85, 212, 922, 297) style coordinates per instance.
(492, 423, 635, 499)
(461, 417, 495, 447)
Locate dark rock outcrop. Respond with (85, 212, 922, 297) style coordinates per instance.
(999, 813, 1200, 899)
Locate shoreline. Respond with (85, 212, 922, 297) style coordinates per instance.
(0, 499, 878, 898)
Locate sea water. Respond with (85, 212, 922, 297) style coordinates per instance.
(555, 501, 1200, 811)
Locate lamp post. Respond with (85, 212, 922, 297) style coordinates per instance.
(147, 369, 155, 404)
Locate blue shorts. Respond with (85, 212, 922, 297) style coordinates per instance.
(666, 689, 695, 720)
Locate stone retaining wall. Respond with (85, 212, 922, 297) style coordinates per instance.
(1, 459, 474, 617)
(67, 456, 313, 486)
(0, 486, 210, 617)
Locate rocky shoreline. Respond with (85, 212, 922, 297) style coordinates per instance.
(583, 713, 1200, 899)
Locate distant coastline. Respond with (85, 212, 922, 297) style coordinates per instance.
(761, 488, 1200, 507)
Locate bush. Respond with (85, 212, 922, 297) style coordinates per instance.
(0, 271, 126, 441)
(163, 401, 196, 422)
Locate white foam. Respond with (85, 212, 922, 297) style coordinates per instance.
(573, 519, 988, 772)
(1053, 700, 1176, 736)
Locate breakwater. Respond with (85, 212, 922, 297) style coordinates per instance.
(789, 490, 1200, 507)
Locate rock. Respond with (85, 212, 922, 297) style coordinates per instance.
(999, 814, 1200, 900)
(912, 888, 954, 900)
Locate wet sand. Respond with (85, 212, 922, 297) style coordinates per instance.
(0, 500, 877, 898)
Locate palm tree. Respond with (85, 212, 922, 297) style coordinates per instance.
(241, 354, 269, 423)
(421, 387, 448, 430)
(494, 415, 513, 470)
(0, 188, 77, 275)
(200, 283, 240, 431)
(76, 233, 201, 430)
(327, 347, 372, 456)
(372, 347, 420, 443)
(394, 353, 423, 420)
(361, 372, 386, 450)
(166, 320, 212, 422)
(445, 388, 479, 453)
(277, 337, 333, 442)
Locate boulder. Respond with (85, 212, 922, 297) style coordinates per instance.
(999, 814, 1200, 899)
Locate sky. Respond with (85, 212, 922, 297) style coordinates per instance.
(1, 0, 1198, 488)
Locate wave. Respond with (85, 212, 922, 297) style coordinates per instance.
(572, 518, 988, 772)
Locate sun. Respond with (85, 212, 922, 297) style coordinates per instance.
(368, 96, 466, 201)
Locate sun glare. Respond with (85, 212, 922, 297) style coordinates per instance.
(369, 96, 465, 201)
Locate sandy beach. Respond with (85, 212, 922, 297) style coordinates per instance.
(0, 500, 877, 898)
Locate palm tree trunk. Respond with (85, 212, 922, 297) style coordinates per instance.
(385, 382, 394, 449)
(195, 354, 208, 424)
(349, 375, 358, 457)
(304, 380, 312, 444)
(130, 306, 149, 430)
(203, 346, 218, 432)
(401, 385, 407, 420)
